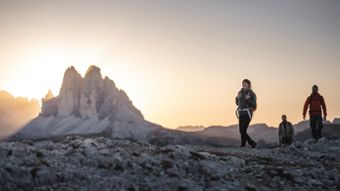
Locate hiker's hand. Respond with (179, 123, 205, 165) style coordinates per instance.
(245, 95, 250, 99)
(237, 92, 241, 99)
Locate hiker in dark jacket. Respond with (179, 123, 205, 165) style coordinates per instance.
(303, 85, 327, 141)
(235, 79, 257, 148)
(278, 115, 295, 145)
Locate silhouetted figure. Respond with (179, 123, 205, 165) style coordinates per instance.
(303, 85, 327, 141)
(278, 115, 295, 145)
(235, 79, 257, 148)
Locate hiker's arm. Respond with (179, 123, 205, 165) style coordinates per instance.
(235, 91, 240, 106)
(321, 96, 327, 118)
(303, 97, 310, 119)
(249, 92, 257, 108)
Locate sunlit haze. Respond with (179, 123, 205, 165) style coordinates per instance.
(1, 0, 340, 128)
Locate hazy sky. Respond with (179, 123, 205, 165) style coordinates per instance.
(1, 0, 340, 128)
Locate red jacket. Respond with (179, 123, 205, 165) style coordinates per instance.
(303, 93, 327, 117)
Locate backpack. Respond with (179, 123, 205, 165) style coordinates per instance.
(248, 90, 257, 112)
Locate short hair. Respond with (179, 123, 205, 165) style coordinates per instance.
(242, 79, 251, 86)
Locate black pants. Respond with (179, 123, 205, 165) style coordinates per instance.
(239, 113, 255, 146)
(310, 115, 323, 141)
(281, 137, 293, 145)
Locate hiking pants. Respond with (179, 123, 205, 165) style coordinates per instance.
(281, 137, 293, 145)
(239, 113, 255, 146)
(310, 115, 323, 141)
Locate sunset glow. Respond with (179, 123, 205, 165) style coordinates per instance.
(1, 1, 340, 128)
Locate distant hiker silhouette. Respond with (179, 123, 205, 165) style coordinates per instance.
(278, 115, 295, 145)
(235, 79, 257, 148)
(303, 85, 327, 141)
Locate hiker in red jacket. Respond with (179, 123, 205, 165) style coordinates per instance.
(303, 85, 327, 141)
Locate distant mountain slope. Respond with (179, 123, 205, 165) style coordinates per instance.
(197, 124, 279, 143)
(0, 91, 40, 139)
(332, 118, 340, 124)
(176, 125, 205, 132)
(295, 124, 340, 142)
(197, 120, 338, 143)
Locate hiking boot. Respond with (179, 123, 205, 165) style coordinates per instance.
(250, 142, 257, 148)
(240, 144, 246, 148)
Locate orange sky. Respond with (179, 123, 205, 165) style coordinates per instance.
(0, 1, 340, 128)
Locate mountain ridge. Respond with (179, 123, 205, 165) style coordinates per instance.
(17, 65, 161, 141)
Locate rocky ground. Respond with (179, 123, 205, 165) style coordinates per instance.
(1, 136, 340, 191)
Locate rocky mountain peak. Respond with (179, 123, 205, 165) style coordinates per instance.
(39, 65, 143, 120)
(42, 89, 54, 102)
(59, 66, 83, 96)
(85, 65, 102, 80)
(18, 65, 160, 141)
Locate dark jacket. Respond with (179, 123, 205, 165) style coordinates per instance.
(303, 93, 327, 117)
(278, 121, 295, 143)
(235, 89, 257, 111)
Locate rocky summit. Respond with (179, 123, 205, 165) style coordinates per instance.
(18, 66, 162, 141)
(1, 136, 339, 191)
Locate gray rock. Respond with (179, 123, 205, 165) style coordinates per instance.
(294, 141, 303, 148)
(22, 155, 40, 166)
(69, 139, 83, 148)
(1, 136, 340, 191)
(318, 137, 328, 143)
(35, 168, 59, 185)
(304, 139, 316, 145)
